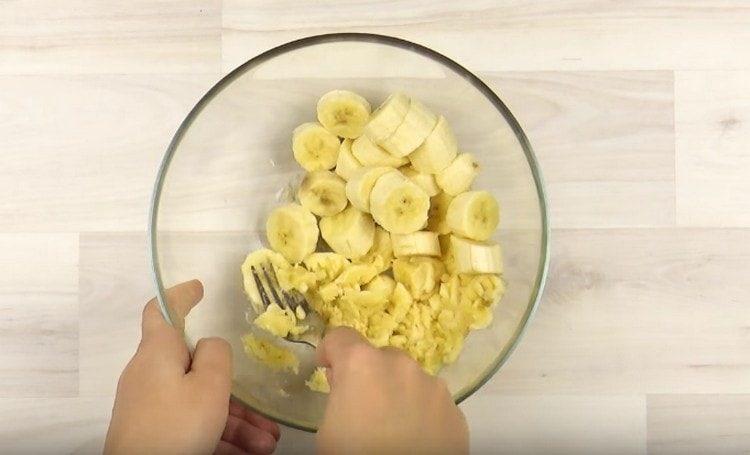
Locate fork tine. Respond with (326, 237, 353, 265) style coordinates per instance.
(250, 266, 271, 309)
(262, 264, 287, 309)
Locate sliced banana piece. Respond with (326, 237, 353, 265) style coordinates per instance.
(400, 166, 440, 197)
(351, 134, 409, 168)
(265, 204, 319, 264)
(379, 99, 438, 158)
(364, 93, 410, 144)
(369, 170, 430, 235)
(334, 139, 362, 181)
(435, 152, 479, 196)
(355, 226, 393, 273)
(409, 115, 458, 174)
(292, 122, 341, 171)
(240, 248, 290, 313)
(426, 192, 453, 235)
(317, 90, 371, 139)
(345, 166, 394, 212)
(446, 235, 503, 274)
(298, 170, 348, 216)
(363, 274, 397, 300)
(319, 205, 375, 259)
(392, 231, 441, 257)
(446, 190, 499, 241)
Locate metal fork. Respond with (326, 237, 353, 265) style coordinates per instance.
(250, 263, 325, 348)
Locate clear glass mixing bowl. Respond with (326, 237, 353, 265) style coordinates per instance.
(149, 33, 549, 431)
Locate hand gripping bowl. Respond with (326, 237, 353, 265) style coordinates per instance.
(149, 33, 550, 431)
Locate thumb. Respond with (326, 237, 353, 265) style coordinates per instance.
(315, 326, 370, 369)
(189, 337, 233, 392)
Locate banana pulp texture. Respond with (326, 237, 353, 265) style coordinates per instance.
(319, 205, 375, 259)
(444, 235, 503, 274)
(446, 190, 500, 241)
(305, 367, 330, 393)
(363, 92, 410, 144)
(351, 134, 409, 168)
(292, 122, 341, 172)
(298, 170, 348, 217)
(242, 89, 507, 377)
(392, 231, 441, 258)
(400, 166, 440, 197)
(369, 170, 430, 235)
(345, 166, 393, 212)
(409, 115, 458, 173)
(379, 99, 438, 158)
(265, 203, 319, 264)
(334, 139, 362, 181)
(316, 90, 372, 139)
(435, 152, 480, 196)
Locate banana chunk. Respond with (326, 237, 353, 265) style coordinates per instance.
(426, 192, 453, 235)
(364, 274, 397, 300)
(319, 205, 375, 259)
(435, 153, 479, 196)
(409, 115, 458, 174)
(266, 204, 319, 264)
(292, 122, 341, 171)
(355, 226, 394, 273)
(400, 166, 440, 197)
(345, 166, 394, 212)
(298, 170, 348, 217)
(316, 90, 371, 139)
(364, 93, 411, 144)
(334, 139, 362, 181)
(444, 235, 503, 274)
(351, 134, 408, 168)
(392, 256, 444, 300)
(380, 99, 438, 158)
(392, 231, 441, 257)
(446, 190, 499, 241)
(369, 170, 430, 235)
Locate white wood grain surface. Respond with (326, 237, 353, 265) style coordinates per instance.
(1, 1, 749, 454)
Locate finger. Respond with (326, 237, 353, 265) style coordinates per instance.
(141, 279, 204, 339)
(222, 414, 277, 455)
(229, 400, 281, 441)
(214, 440, 246, 455)
(315, 326, 369, 368)
(189, 337, 233, 392)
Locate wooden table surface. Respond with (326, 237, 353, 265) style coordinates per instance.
(2, 2, 749, 453)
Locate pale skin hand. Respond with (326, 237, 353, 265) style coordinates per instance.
(316, 327, 469, 455)
(104, 280, 280, 455)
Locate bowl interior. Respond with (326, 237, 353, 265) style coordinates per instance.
(151, 34, 548, 431)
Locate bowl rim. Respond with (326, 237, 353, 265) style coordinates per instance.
(148, 32, 550, 432)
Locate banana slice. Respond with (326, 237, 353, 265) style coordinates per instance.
(292, 122, 341, 172)
(426, 192, 453, 235)
(266, 203, 319, 264)
(240, 248, 290, 313)
(298, 170, 348, 216)
(400, 166, 440, 197)
(446, 235, 503, 274)
(409, 115, 458, 174)
(345, 166, 394, 212)
(316, 90, 372, 139)
(379, 99, 438, 158)
(391, 231, 441, 257)
(334, 139, 362, 181)
(319, 205, 375, 259)
(355, 226, 393, 273)
(392, 256, 445, 300)
(369, 170, 430, 235)
(351, 134, 409, 168)
(435, 153, 479, 196)
(364, 93, 410, 144)
(446, 190, 499, 241)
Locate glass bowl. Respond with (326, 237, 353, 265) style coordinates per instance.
(149, 33, 549, 431)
